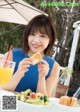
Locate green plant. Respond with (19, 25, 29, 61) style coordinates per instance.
(60, 67, 73, 79)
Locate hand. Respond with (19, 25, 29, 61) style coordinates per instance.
(38, 59, 50, 78)
(16, 58, 33, 78)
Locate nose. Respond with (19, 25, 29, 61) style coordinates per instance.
(33, 36, 40, 43)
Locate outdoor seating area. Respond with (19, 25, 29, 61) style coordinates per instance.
(0, 0, 80, 112)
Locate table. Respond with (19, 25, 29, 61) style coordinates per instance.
(0, 89, 80, 112)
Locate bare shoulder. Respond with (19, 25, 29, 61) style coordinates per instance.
(53, 61, 60, 70)
(50, 61, 60, 77)
(3, 51, 13, 61)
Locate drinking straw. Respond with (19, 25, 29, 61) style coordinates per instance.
(3, 45, 12, 67)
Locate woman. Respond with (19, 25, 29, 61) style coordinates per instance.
(3, 14, 60, 97)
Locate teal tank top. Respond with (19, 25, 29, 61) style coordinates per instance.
(12, 49, 55, 92)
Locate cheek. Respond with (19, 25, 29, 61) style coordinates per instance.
(46, 38, 50, 45)
(43, 39, 50, 48)
(28, 36, 32, 44)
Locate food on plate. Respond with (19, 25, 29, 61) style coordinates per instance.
(17, 89, 50, 105)
(59, 96, 77, 107)
(30, 52, 42, 65)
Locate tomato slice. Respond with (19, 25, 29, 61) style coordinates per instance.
(30, 92, 36, 98)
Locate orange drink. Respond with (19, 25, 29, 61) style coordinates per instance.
(0, 60, 15, 86)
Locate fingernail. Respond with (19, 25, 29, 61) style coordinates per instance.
(40, 62, 44, 64)
(26, 68, 29, 72)
(28, 65, 30, 67)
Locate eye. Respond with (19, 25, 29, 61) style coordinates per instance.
(40, 34, 46, 38)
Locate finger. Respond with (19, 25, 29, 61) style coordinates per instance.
(38, 66, 50, 73)
(22, 64, 30, 69)
(38, 64, 49, 69)
(39, 59, 48, 65)
(39, 67, 49, 71)
(24, 68, 29, 72)
(20, 69, 29, 78)
(24, 58, 33, 62)
(20, 58, 33, 63)
(21, 68, 29, 73)
(20, 60, 32, 65)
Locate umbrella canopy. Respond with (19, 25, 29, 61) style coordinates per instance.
(0, 0, 47, 25)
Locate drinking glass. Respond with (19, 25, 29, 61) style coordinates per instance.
(0, 60, 15, 86)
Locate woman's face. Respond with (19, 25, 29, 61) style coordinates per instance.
(28, 31, 50, 56)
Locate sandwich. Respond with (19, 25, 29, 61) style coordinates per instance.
(30, 52, 42, 65)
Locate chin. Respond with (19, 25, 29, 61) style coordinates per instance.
(31, 49, 40, 53)
(33, 51, 39, 54)
(30, 47, 43, 53)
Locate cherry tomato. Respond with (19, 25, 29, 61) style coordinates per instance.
(30, 92, 36, 98)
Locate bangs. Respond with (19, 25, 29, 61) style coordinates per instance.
(29, 21, 50, 36)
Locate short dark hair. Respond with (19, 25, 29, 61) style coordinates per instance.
(22, 14, 57, 56)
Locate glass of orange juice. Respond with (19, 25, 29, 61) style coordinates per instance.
(0, 60, 15, 86)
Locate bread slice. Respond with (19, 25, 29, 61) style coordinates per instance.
(59, 96, 68, 105)
(59, 96, 77, 107)
(59, 96, 64, 105)
(67, 97, 72, 106)
(70, 97, 77, 107)
(30, 52, 42, 65)
(63, 96, 69, 105)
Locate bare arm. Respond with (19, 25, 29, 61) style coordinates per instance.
(36, 61, 60, 97)
(36, 76, 47, 96)
(46, 62, 60, 97)
(36, 59, 49, 95)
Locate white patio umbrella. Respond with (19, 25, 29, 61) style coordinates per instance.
(0, 0, 47, 25)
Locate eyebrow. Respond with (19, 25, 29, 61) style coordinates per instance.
(30, 30, 47, 34)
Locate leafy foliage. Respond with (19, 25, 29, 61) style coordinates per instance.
(0, 23, 25, 53)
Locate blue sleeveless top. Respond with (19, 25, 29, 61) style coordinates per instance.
(12, 49, 55, 92)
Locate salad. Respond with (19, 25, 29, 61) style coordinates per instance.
(17, 89, 50, 105)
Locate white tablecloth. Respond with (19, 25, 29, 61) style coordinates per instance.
(0, 89, 80, 112)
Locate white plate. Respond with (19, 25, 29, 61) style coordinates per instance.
(18, 100, 53, 112)
(18, 99, 51, 107)
(0, 89, 15, 96)
(50, 98, 80, 112)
